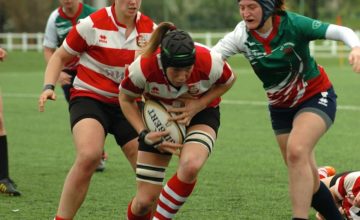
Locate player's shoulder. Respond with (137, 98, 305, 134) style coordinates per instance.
(136, 50, 161, 78)
(136, 12, 156, 32)
(86, 7, 118, 31)
(47, 7, 61, 21)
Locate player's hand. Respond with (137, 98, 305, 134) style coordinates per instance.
(38, 90, 56, 112)
(58, 71, 72, 86)
(168, 97, 205, 126)
(157, 141, 183, 156)
(147, 130, 183, 155)
(349, 46, 360, 73)
(140, 130, 183, 156)
(0, 48, 7, 61)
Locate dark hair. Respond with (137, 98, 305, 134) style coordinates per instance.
(142, 22, 195, 70)
(274, 0, 286, 13)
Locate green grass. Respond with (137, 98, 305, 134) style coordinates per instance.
(0, 52, 359, 219)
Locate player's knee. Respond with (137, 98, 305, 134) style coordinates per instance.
(76, 151, 102, 172)
(286, 143, 308, 165)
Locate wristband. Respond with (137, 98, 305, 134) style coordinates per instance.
(138, 129, 150, 142)
(43, 84, 55, 91)
(138, 129, 163, 149)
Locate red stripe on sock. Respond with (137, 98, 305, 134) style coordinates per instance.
(127, 200, 151, 220)
(55, 216, 72, 220)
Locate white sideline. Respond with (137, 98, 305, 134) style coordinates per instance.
(2, 92, 360, 112)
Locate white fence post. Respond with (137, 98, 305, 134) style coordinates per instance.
(6, 33, 13, 51)
(37, 32, 43, 52)
(22, 33, 28, 52)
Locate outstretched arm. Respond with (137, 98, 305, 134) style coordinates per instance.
(325, 24, 360, 72)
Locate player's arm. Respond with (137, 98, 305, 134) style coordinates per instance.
(325, 24, 360, 72)
(38, 46, 75, 112)
(118, 92, 145, 133)
(43, 46, 56, 64)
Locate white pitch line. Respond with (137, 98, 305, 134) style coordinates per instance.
(221, 99, 360, 111)
(2, 93, 360, 111)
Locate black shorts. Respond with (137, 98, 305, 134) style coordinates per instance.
(269, 87, 337, 135)
(69, 97, 139, 147)
(139, 106, 221, 154)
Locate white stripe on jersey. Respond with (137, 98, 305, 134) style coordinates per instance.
(63, 41, 81, 56)
(63, 6, 155, 102)
(334, 171, 360, 200)
(79, 53, 126, 83)
(73, 77, 118, 98)
(121, 43, 234, 104)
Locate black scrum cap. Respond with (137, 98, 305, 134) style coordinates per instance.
(160, 30, 195, 70)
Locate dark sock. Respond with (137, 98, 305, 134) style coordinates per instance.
(0, 135, 9, 179)
(311, 181, 343, 220)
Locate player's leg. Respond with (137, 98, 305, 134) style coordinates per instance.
(287, 88, 342, 219)
(56, 118, 105, 219)
(153, 124, 215, 220)
(127, 151, 171, 220)
(0, 94, 20, 196)
(286, 111, 327, 218)
(55, 98, 107, 219)
(153, 107, 219, 220)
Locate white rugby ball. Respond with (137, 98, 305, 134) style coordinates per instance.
(142, 100, 186, 144)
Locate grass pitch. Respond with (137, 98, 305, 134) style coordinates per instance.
(0, 52, 359, 219)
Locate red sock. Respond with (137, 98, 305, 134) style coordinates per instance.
(153, 174, 196, 220)
(55, 216, 72, 220)
(127, 200, 151, 220)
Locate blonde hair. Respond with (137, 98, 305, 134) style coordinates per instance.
(142, 22, 176, 57)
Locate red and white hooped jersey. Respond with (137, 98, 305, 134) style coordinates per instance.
(120, 43, 235, 107)
(334, 171, 360, 219)
(63, 5, 156, 104)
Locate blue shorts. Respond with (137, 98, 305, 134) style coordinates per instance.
(269, 87, 337, 135)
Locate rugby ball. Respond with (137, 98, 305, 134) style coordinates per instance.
(142, 100, 186, 144)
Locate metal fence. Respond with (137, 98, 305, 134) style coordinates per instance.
(0, 32, 358, 58)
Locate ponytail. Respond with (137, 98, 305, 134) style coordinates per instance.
(142, 22, 177, 57)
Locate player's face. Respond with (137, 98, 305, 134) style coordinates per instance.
(116, 0, 142, 17)
(166, 66, 194, 87)
(238, 0, 262, 30)
(59, 0, 79, 10)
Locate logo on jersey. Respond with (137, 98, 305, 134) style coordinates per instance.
(136, 33, 151, 48)
(318, 91, 328, 107)
(99, 35, 107, 44)
(312, 20, 322, 30)
(104, 68, 124, 82)
(188, 83, 200, 95)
